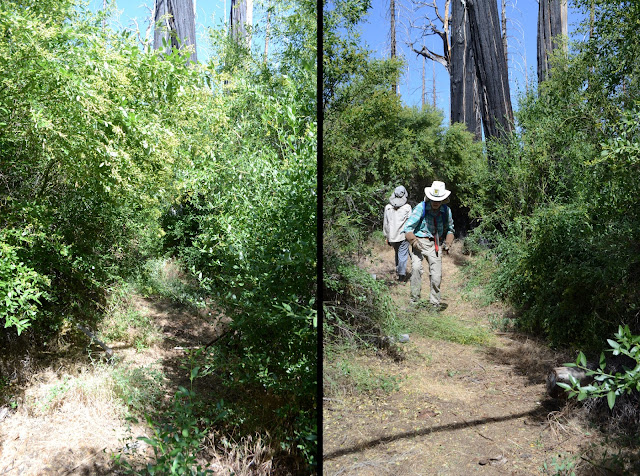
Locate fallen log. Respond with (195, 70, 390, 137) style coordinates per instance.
(546, 366, 593, 398)
(76, 323, 114, 361)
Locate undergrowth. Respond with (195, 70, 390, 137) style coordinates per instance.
(402, 310, 493, 346)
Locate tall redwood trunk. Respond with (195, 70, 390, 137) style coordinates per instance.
(390, 0, 397, 94)
(153, 0, 197, 63)
(537, 0, 568, 84)
(230, 0, 253, 48)
(466, 0, 514, 144)
(450, 0, 481, 140)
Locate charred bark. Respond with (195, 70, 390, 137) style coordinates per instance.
(537, 0, 568, 84)
(466, 0, 514, 144)
(450, 0, 481, 140)
(230, 0, 253, 48)
(391, 0, 397, 94)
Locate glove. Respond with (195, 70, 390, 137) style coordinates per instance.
(405, 231, 419, 248)
(443, 233, 454, 253)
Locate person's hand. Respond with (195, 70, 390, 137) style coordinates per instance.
(405, 231, 418, 248)
(443, 233, 454, 254)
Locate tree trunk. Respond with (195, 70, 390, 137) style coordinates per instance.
(432, 60, 437, 107)
(153, 0, 197, 63)
(230, 0, 253, 48)
(422, 52, 426, 108)
(390, 0, 397, 94)
(263, 1, 271, 62)
(537, 0, 568, 84)
(450, 0, 481, 140)
(466, 0, 514, 145)
(501, 0, 508, 64)
(546, 366, 592, 399)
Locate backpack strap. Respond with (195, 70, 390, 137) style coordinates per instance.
(416, 202, 448, 234)
(414, 200, 427, 232)
(441, 204, 448, 229)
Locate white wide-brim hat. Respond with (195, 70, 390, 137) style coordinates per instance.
(424, 181, 451, 201)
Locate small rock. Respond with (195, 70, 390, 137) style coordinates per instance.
(479, 455, 507, 466)
(398, 334, 410, 343)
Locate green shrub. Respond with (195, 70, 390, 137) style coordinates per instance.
(138, 386, 211, 476)
(111, 364, 166, 417)
(0, 237, 51, 335)
(559, 326, 640, 410)
(323, 255, 399, 346)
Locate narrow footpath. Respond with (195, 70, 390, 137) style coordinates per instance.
(323, 240, 601, 475)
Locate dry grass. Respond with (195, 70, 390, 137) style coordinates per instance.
(0, 365, 131, 475)
(205, 433, 275, 475)
(0, 296, 279, 475)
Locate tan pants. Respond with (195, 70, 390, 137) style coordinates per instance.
(409, 237, 442, 304)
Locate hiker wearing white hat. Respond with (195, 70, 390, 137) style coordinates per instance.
(383, 185, 412, 282)
(402, 181, 455, 309)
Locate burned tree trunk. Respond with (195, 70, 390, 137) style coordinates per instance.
(390, 0, 397, 94)
(546, 366, 592, 399)
(230, 0, 253, 48)
(537, 0, 568, 84)
(450, 0, 481, 140)
(153, 0, 197, 63)
(466, 0, 514, 144)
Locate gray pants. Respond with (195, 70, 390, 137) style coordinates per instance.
(409, 238, 442, 304)
(390, 240, 409, 277)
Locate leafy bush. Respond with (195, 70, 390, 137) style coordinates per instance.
(323, 255, 399, 347)
(111, 364, 166, 417)
(559, 326, 640, 410)
(0, 0, 208, 337)
(138, 386, 211, 476)
(470, 9, 640, 348)
(0, 238, 50, 334)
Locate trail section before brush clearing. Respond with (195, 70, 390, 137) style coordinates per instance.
(323, 240, 610, 475)
(0, 296, 226, 475)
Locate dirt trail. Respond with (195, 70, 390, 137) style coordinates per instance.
(0, 297, 225, 475)
(323, 240, 594, 475)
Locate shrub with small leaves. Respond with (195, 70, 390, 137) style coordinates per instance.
(558, 325, 640, 409)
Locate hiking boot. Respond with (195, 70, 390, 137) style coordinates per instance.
(431, 302, 448, 312)
(409, 298, 429, 308)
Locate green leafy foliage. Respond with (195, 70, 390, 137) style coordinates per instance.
(156, 2, 317, 467)
(1, 0, 316, 469)
(0, 237, 51, 334)
(0, 0, 208, 334)
(558, 326, 640, 410)
(139, 386, 211, 475)
(469, 0, 640, 349)
(324, 256, 399, 346)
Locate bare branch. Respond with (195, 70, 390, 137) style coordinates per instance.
(411, 44, 449, 70)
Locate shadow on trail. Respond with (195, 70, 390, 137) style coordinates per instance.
(324, 406, 551, 460)
(482, 336, 564, 386)
(449, 250, 471, 267)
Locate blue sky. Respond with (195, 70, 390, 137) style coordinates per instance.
(358, 0, 588, 121)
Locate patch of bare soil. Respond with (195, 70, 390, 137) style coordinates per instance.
(323, 240, 610, 475)
(0, 297, 226, 475)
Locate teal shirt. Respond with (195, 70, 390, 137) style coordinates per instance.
(402, 202, 454, 238)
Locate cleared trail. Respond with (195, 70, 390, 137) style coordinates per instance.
(323, 240, 598, 475)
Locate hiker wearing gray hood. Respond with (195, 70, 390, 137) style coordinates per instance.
(383, 186, 412, 282)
